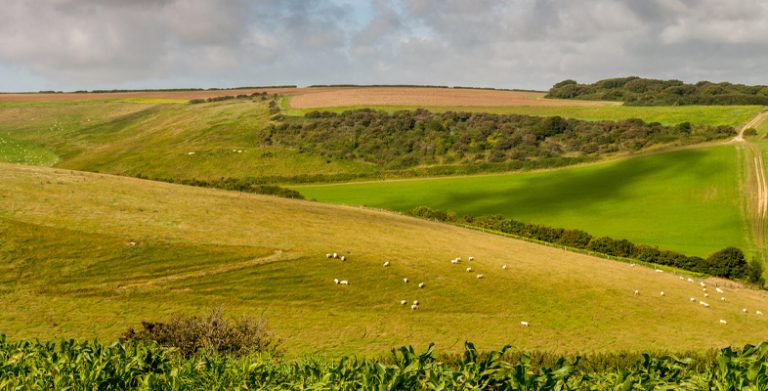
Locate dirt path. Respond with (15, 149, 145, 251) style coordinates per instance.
(735, 110, 768, 254)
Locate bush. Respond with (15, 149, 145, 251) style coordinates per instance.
(121, 307, 280, 357)
(744, 128, 758, 137)
(705, 247, 748, 279)
(747, 257, 765, 285)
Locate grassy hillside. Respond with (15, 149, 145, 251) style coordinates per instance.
(2, 164, 768, 356)
(281, 97, 763, 127)
(0, 100, 375, 179)
(295, 145, 750, 258)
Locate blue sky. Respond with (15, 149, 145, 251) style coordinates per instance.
(1, 0, 767, 92)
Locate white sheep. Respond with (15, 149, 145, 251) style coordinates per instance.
(340, 280, 349, 286)
(634, 290, 640, 296)
(326, 253, 332, 259)
(383, 261, 390, 267)
(720, 297, 726, 302)
(715, 287, 724, 294)
(334, 278, 339, 284)
(413, 300, 419, 305)
(704, 293, 709, 298)
(502, 264, 508, 270)
(418, 282, 425, 288)
(687, 278, 694, 283)
(700, 301, 709, 308)
(679, 276, 684, 280)
(403, 278, 409, 283)
(400, 300, 407, 305)
(451, 259, 459, 264)
(466, 267, 473, 273)
(340, 256, 346, 262)
(476, 274, 485, 279)
(757, 310, 764, 316)
(660, 291, 665, 296)
(655, 269, 663, 273)
(520, 321, 529, 327)
(690, 297, 696, 302)
(700, 282, 706, 287)
(332, 252, 338, 259)
(742, 308, 748, 313)
(720, 319, 728, 325)
(411, 304, 418, 310)
(468, 256, 475, 261)
(630, 264, 636, 267)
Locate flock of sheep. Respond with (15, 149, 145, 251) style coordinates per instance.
(634, 270, 764, 325)
(326, 252, 527, 326)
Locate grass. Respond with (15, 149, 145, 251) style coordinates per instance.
(294, 145, 751, 258)
(280, 96, 763, 127)
(2, 163, 768, 357)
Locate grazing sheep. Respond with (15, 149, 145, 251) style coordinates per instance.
(699, 301, 709, 308)
(660, 291, 665, 296)
(655, 269, 663, 273)
(630, 264, 636, 267)
(456, 257, 462, 262)
(383, 261, 390, 267)
(634, 290, 640, 296)
(332, 253, 338, 259)
(451, 259, 460, 264)
(502, 264, 508, 270)
(468, 256, 475, 261)
(679, 276, 684, 280)
(476, 274, 485, 279)
(340, 256, 346, 262)
(333, 278, 339, 284)
(757, 310, 764, 316)
(687, 278, 694, 283)
(326, 253, 332, 258)
(403, 278, 409, 283)
(715, 287, 724, 293)
(413, 300, 419, 305)
(520, 321, 529, 327)
(700, 282, 706, 287)
(742, 308, 748, 313)
(400, 300, 407, 305)
(690, 297, 696, 302)
(411, 304, 418, 310)
(720, 297, 726, 302)
(704, 293, 709, 298)
(418, 282, 425, 288)
(720, 319, 728, 325)
(340, 280, 349, 286)
(466, 267, 473, 273)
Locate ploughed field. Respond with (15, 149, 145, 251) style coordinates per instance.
(294, 145, 751, 258)
(1, 164, 768, 356)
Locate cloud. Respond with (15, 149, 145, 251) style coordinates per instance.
(0, 0, 766, 91)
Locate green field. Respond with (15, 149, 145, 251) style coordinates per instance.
(2, 164, 768, 356)
(281, 96, 763, 127)
(295, 145, 750, 258)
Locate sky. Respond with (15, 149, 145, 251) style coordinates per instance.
(1, 0, 767, 92)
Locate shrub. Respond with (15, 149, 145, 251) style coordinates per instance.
(743, 128, 758, 137)
(705, 247, 748, 279)
(121, 307, 280, 357)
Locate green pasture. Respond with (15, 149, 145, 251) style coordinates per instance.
(295, 145, 750, 258)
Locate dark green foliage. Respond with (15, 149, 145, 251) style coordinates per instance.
(138, 175, 305, 199)
(266, 109, 732, 171)
(121, 308, 280, 357)
(4, 336, 768, 389)
(706, 247, 749, 279)
(548, 77, 768, 106)
(744, 128, 758, 137)
(748, 258, 765, 285)
(410, 207, 750, 279)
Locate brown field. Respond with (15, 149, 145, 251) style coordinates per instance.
(288, 87, 610, 108)
(0, 87, 337, 103)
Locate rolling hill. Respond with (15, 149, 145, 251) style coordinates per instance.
(1, 163, 768, 356)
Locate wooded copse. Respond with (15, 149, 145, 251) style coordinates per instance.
(547, 77, 768, 106)
(266, 109, 733, 170)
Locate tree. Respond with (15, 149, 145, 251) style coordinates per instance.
(705, 247, 748, 278)
(747, 257, 765, 286)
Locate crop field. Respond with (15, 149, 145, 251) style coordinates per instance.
(2, 163, 768, 357)
(294, 145, 751, 258)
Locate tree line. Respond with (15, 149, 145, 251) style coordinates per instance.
(547, 77, 768, 106)
(408, 206, 763, 283)
(265, 109, 733, 171)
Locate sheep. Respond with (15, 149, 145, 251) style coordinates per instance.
(411, 304, 418, 311)
(704, 293, 709, 298)
(742, 308, 748, 313)
(687, 278, 694, 283)
(418, 282, 425, 288)
(468, 256, 475, 261)
(326, 253, 332, 259)
(383, 261, 390, 267)
(466, 267, 473, 273)
(451, 259, 460, 264)
(333, 278, 339, 285)
(187, 151, 195, 155)
(699, 301, 709, 308)
(700, 282, 706, 287)
(403, 278, 409, 283)
(757, 310, 764, 316)
(630, 264, 636, 267)
(660, 291, 665, 296)
(340, 256, 346, 262)
(634, 290, 640, 296)
(679, 276, 684, 280)
(400, 300, 407, 305)
(715, 287, 724, 293)
(502, 264, 508, 270)
(690, 297, 696, 302)
(332, 252, 338, 259)
(655, 269, 663, 273)
(340, 280, 349, 286)
(456, 257, 462, 262)
(520, 321, 529, 327)
(720, 297, 726, 302)
(720, 319, 728, 325)
(476, 274, 485, 279)
(413, 300, 419, 305)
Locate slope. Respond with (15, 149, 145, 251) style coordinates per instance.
(1, 164, 767, 356)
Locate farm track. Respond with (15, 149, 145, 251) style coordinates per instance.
(735, 111, 768, 256)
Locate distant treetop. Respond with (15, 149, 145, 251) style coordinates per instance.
(546, 76, 768, 106)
